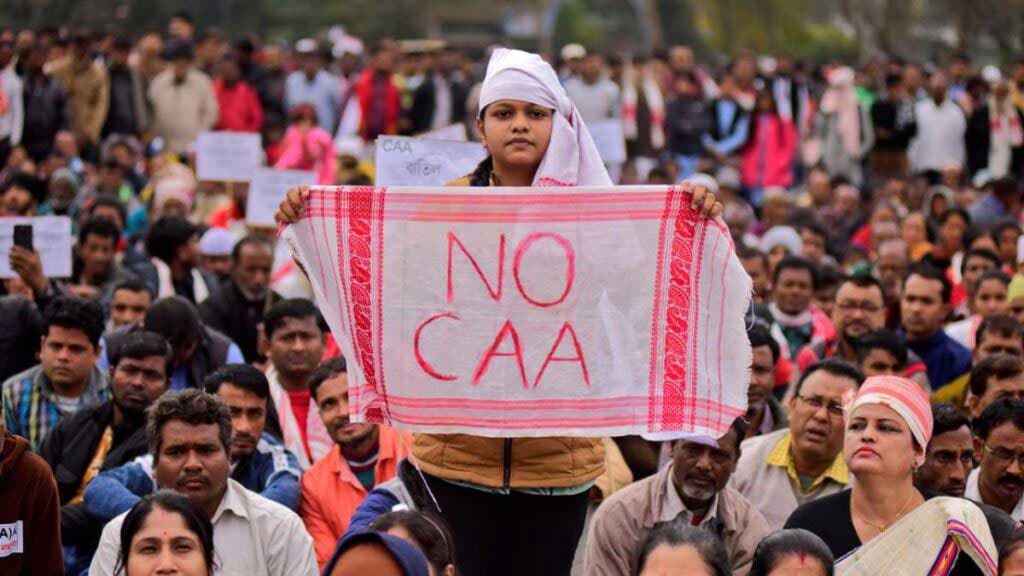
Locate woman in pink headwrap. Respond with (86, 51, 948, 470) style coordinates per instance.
(786, 376, 999, 575)
(275, 48, 724, 576)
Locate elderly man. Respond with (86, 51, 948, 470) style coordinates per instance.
(585, 418, 769, 575)
(914, 403, 974, 497)
(89, 389, 317, 575)
(732, 360, 864, 530)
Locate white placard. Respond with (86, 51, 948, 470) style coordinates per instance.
(0, 217, 73, 278)
(420, 123, 468, 142)
(588, 119, 627, 164)
(195, 131, 263, 182)
(375, 136, 487, 187)
(246, 168, 317, 226)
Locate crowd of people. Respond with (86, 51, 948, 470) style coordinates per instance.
(7, 8, 1024, 576)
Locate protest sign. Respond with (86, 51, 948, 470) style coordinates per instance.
(195, 131, 263, 182)
(588, 119, 628, 164)
(283, 185, 751, 438)
(421, 123, 468, 141)
(246, 168, 317, 226)
(375, 136, 487, 187)
(0, 216, 73, 278)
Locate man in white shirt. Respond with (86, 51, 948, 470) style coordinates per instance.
(89, 389, 317, 575)
(966, 397, 1024, 522)
(909, 71, 966, 174)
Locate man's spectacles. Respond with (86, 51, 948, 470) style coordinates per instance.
(984, 445, 1024, 468)
(796, 394, 845, 417)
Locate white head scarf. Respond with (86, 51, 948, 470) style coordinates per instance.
(479, 48, 612, 187)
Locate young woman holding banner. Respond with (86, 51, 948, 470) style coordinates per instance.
(276, 48, 723, 576)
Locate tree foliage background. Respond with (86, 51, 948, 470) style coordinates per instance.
(2, 0, 1022, 64)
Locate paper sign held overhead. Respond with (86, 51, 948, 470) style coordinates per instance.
(375, 136, 487, 187)
(195, 132, 263, 182)
(246, 168, 317, 226)
(0, 217, 73, 279)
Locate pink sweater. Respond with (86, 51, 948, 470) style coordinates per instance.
(274, 126, 337, 185)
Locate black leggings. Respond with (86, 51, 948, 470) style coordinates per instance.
(422, 472, 590, 576)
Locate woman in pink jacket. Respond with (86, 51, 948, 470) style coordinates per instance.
(275, 103, 337, 185)
(741, 89, 797, 207)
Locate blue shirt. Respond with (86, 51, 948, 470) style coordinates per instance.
(84, 433, 302, 521)
(285, 70, 342, 132)
(906, 330, 972, 390)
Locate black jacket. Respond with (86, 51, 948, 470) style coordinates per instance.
(0, 296, 43, 383)
(104, 323, 233, 390)
(409, 73, 468, 135)
(199, 279, 281, 364)
(965, 104, 1024, 179)
(38, 400, 148, 546)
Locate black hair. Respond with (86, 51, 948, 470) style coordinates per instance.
(110, 330, 173, 377)
(794, 359, 865, 396)
(230, 234, 272, 262)
(203, 364, 271, 400)
(999, 528, 1024, 573)
(903, 263, 953, 304)
(838, 273, 886, 303)
(79, 215, 121, 244)
(117, 491, 214, 576)
(817, 265, 843, 293)
(88, 194, 128, 226)
(738, 246, 769, 269)
(369, 511, 456, 575)
(750, 529, 834, 576)
(748, 324, 780, 365)
(975, 398, 1024, 441)
(112, 277, 155, 300)
(854, 330, 908, 369)
(638, 522, 729, 576)
(937, 207, 971, 229)
(800, 221, 829, 245)
(885, 73, 903, 88)
(171, 10, 194, 24)
(468, 155, 494, 187)
(975, 269, 1012, 293)
(961, 248, 1001, 277)
(142, 296, 202, 351)
(146, 389, 231, 462)
(976, 315, 1023, 347)
(145, 216, 198, 265)
(309, 356, 348, 402)
(932, 402, 971, 439)
(773, 255, 819, 291)
(263, 298, 324, 340)
(969, 354, 1024, 398)
(994, 220, 1022, 242)
(43, 296, 105, 348)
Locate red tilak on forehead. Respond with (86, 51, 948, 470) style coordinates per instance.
(799, 551, 808, 566)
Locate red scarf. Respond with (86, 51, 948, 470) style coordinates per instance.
(356, 69, 400, 140)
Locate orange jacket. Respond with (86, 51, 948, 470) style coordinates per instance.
(299, 426, 411, 568)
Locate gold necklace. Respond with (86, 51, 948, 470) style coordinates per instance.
(854, 489, 917, 533)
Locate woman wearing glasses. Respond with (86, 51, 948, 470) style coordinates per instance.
(785, 375, 999, 575)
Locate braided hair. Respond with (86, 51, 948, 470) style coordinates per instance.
(468, 155, 494, 187)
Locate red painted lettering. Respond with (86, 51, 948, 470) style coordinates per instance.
(447, 232, 505, 304)
(472, 320, 528, 389)
(513, 232, 576, 308)
(533, 322, 590, 388)
(413, 312, 460, 381)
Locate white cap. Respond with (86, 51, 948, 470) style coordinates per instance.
(199, 228, 235, 257)
(295, 38, 318, 55)
(982, 65, 1003, 84)
(560, 43, 586, 61)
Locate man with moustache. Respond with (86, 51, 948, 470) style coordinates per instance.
(89, 389, 318, 575)
(967, 399, 1024, 521)
(83, 365, 301, 524)
(299, 357, 411, 569)
(914, 403, 975, 497)
(38, 331, 171, 572)
(732, 360, 864, 530)
(585, 418, 769, 576)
